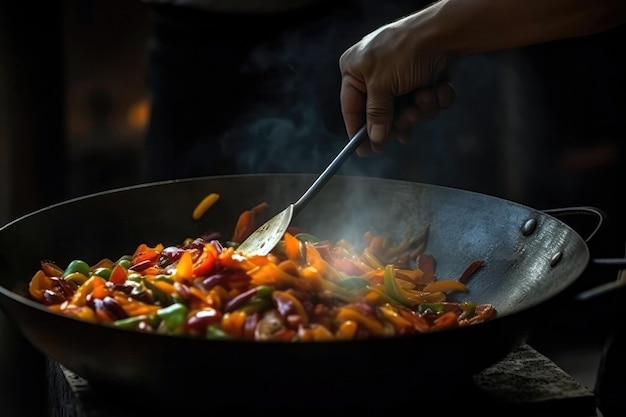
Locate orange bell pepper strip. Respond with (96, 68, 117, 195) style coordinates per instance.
(221, 311, 247, 338)
(304, 242, 343, 281)
(218, 247, 260, 272)
(132, 243, 163, 264)
(249, 262, 298, 288)
(283, 232, 301, 262)
(174, 251, 194, 282)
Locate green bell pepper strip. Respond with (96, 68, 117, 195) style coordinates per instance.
(111, 314, 151, 330)
(144, 279, 172, 306)
(62, 260, 90, 278)
(458, 302, 476, 320)
(93, 267, 112, 280)
(206, 324, 229, 339)
(156, 303, 189, 332)
(337, 276, 369, 290)
(383, 264, 412, 307)
(294, 233, 320, 243)
(418, 303, 444, 314)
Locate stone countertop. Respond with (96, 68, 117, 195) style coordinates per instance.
(47, 343, 597, 416)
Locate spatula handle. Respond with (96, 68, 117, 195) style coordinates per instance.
(293, 125, 368, 215)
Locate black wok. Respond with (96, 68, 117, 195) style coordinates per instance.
(0, 174, 616, 410)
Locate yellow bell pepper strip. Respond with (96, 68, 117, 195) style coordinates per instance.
(69, 275, 105, 307)
(64, 272, 89, 289)
(378, 304, 415, 335)
(335, 320, 358, 340)
(361, 247, 385, 270)
(224, 285, 273, 313)
(295, 266, 326, 292)
(152, 279, 177, 295)
(310, 324, 335, 341)
(192, 192, 220, 220)
(365, 285, 402, 306)
(58, 303, 98, 322)
(336, 306, 386, 336)
(156, 303, 189, 333)
(394, 268, 425, 284)
(422, 279, 468, 294)
(115, 295, 161, 317)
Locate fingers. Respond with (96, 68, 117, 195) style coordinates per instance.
(394, 80, 456, 143)
(340, 75, 370, 155)
(366, 93, 394, 154)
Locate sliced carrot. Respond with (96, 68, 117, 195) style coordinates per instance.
(231, 210, 254, 243)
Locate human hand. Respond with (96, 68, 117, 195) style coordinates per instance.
(339, 19, 455, 155)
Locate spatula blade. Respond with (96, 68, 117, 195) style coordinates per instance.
(236, 204, 294, 257)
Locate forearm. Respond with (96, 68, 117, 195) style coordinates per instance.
(404, 0, 626, 57)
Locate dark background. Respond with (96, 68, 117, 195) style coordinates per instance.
(1, 1, 624, 416)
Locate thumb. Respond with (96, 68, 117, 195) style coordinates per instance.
(366, 93, 394, 153)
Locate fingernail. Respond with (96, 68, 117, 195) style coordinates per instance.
(370, 124, 388, 144)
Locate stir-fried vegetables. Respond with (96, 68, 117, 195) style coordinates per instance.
(25, 197, 495, 341)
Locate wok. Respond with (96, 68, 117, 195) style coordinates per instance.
(0, 174, 619, 410)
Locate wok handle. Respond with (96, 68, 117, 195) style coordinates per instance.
(542, 206, 626, 302)
(541, 206, 605, 243)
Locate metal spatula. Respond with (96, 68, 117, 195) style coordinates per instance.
(236, 125, 368, 257)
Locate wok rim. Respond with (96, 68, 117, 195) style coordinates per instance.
(0, 173, 591, 345)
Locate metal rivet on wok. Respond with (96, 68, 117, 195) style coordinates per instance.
(550, 251, 563, 267)
(521, 218, 537, 236)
